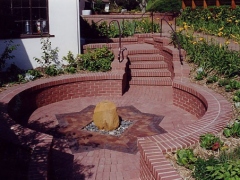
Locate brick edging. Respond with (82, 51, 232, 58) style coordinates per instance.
(138, 80, 232, 180)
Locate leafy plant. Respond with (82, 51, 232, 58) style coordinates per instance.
(233, 91, 240, 102)
(177, 6, 240, 43)
(206, 75, 218, 84)
(206, 160, 240, 180)
(193, 146, 240, 180)
(44, 65, 63, 76)
(195, 71, 206, 81)
(176, 149, 197, 169)
(193, 156, 219, 180)
(218, 79, 230, 87)
(200, 133, 223, 150)
(34, 37, 60, 68)
(223, 119, 240, 138)
(78, 46, 114, 72)
(63, 51, 78, 74)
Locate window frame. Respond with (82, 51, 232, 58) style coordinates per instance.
(0, 0, 53, 39)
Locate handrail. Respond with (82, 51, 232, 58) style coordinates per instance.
(84, 13, 155, 62)
(160, 13, 183, 65)
(108, 20, 127, 62)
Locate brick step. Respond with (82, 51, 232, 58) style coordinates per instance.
(130, 61, 168, 69)
(128, 48, 159, 55)
(85, 37, 138, 44)
(129, 77, 172, 86)
(83, 42, 137, 50)
(128, 54, 164, 62)
(131, 69, 171, 77)
(144, 38, 155, 45)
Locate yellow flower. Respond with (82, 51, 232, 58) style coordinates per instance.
(225, 40, 230, 45)
(218, 32, 223, 36)
(193, 42, 197, 44)
(199, 37, 204, 41)
(178, 27, 184, 31)
(208, 16, 211, 19)
(219, 27, 224, 31)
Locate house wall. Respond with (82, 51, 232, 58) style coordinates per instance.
(0, 0, 81, 70)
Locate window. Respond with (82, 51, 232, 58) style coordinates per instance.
(0, 0, 49, 39)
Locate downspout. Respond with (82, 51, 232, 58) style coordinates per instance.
(76, 0, 81, 54)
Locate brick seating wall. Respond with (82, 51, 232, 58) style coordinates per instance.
(1, 71, 126, 179)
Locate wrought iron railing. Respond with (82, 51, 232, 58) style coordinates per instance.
(160, 13, 183, 65)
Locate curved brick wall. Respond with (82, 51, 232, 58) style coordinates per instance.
(138, 80, 232, 180)
(173, 82, 207, 118)
(0, 71, 126, 179)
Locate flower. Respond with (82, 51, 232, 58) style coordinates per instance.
(219, 27, 224, 31)
(225, 40, 230, 45)
(199, 37, 204, 41)
(218, 32, 223, 37)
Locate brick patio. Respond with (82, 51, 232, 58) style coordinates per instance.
(0, 34, 232, 179)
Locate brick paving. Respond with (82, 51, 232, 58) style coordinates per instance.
(28, 86, 197, 179)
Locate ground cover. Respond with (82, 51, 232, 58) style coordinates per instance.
(177, 6, 240, 44)
(167, 31, 240, 179)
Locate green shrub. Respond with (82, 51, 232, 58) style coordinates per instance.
(147, 0, 181, 13)
(44, 65, 64, 76)
(63, 51, 78, 74)
(78, 47, 114, 72)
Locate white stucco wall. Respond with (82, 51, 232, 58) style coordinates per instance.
(0, 0, 81, 70)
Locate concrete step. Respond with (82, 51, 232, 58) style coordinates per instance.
(128, 54, 164, 62)
(129, 61, 168, 69)
(130, 69, 171, 77)
(129, 77, 172, 86)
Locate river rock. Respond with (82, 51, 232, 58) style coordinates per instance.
(93, 101, 119, 131)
